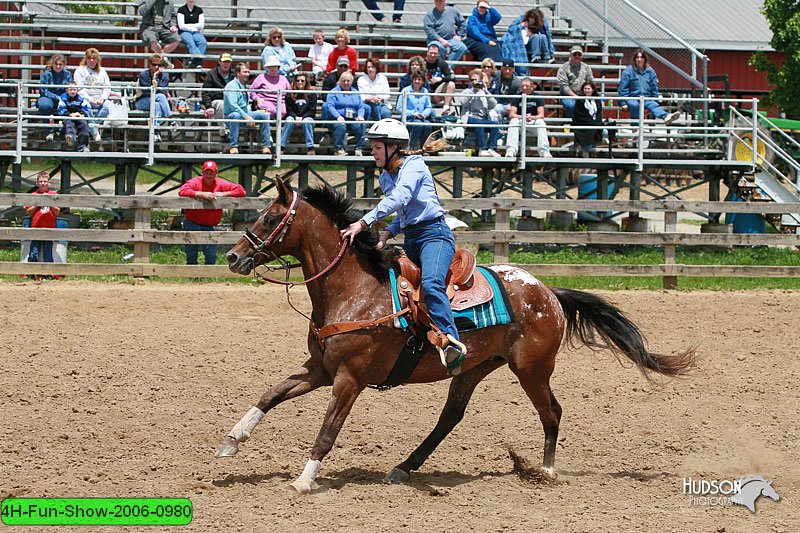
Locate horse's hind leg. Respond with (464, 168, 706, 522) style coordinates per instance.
(385, 357, 506, 484)
(508, 354, 562, 477)
(215, 360, 332, 458)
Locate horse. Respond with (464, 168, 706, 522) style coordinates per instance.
(217, 177, 696, 494)
(730, 476, 780, 513)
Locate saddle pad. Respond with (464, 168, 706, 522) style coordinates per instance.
(388, 266, 514, 333)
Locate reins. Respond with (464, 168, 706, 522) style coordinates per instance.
(239, 190, 411, 346)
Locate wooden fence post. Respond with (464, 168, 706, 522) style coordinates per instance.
(133, 207, 150, 264)
(663, 210, 677, 289)
(494, 208, 510, 263)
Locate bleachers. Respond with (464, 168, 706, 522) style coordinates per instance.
(1, 0, 687, 163)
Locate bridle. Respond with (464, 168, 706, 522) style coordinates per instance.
(240, 190, 349, 287)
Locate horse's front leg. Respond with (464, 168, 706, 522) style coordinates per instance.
(215, 360, 332, 458)
(290, 366, 363, 494)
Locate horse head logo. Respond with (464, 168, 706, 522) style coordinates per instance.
(730, 476, 780, 513)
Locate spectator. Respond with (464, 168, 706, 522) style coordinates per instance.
(250, 55, 290, 120)
(424, 0, 467, 63)
(74, 48, 110, 143)
(423, 44, 456, 116)
(465, 0, 503, 62)
(308, 29, 334, 82)
(572, 80, 604, 154)
(177, 0, 207, 69)
(357, 57, 391, 121)
(490, 58, 521, 122)
(178, 160, 246, 266)
(281, 73, 317, 155)
(324, 71, 367, 156)
(505, 76, 552, 158)
(138, 0, 180, 69)
(224, 63, 272, 155)
(57, 81, 92, 152)
(458, 69, 500, 157)
(557, 45, 594, 118)
(38, 54, 72, 142)
(322, 56, 351, 93)
(326, 29, 358, 73)
(619, 49, 680, 125)
(502, 7, 554, 75)
(261, 26, 298, 78)
(201, 52, 234, 136)
(135, 53, 173, 137)
(25, 171, 61, 266)
(398, 55, 426, 91)
(481, 57, 497, 89)
(362, 0, 404, 23)
(397, 71, 433, 149)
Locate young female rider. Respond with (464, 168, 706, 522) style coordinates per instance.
(340, 118, 467, 375)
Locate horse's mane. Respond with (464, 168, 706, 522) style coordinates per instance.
(301, 184, 390, 282)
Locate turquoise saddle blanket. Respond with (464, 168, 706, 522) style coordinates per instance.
(388, 265, 515, 332)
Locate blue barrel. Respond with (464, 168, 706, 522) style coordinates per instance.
(725, 194, 766, 234)
(577, 174, 615, 221)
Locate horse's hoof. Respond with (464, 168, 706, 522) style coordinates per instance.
(383, 467, 410, 484)
(539, 466, 557, 482)
(214, 437, 239, 458)
(289, 479, 317, 494)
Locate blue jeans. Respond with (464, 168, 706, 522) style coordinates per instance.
(330, 120, 365, 150)
(183, 218, 217, 265)
(226, 110, 272, 148)
(136, 93, 171, 126)
(626, 99, 667, 120)
(37, 96, 59, 134)
(362, 0, 405, 21)
(467, 116, 499, 150)
(428, 39, 468, 63)
(29, 240, 54, 263)
(365, 101, 391, 121)
(406, 118, 431, 147)
(403, 216, 458, 340)
(281, 116, 315, 147)
(89, 101, 110, 135)
(464, 38, 503, 62)
(562, 97, 576, 118)
(528, 34, 553, 62)
(180, 31, 208, 60)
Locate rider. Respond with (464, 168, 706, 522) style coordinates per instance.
(340, 118, 467, 375)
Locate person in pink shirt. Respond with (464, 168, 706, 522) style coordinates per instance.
(249, 55, 290, 119)
(178, 160, 246, 265)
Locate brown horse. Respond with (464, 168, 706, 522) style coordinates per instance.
(217, 177, 696, 493)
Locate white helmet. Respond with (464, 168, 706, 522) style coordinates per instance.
(366, 118, 410, 147)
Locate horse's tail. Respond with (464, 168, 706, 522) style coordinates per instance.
(550, 287, 697, 382)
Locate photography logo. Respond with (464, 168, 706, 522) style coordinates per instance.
(683, 475, 780, 513)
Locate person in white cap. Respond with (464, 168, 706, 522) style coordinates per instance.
(250, 55, 290, 120)
(340, 119, 467, 376)
(557, 45, 594, 118)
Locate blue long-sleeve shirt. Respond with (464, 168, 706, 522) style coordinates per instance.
(362, 155, 445, 236)
(39, 68, 73, 101)
(618, 64, 660, 98)
(260, 43, 298, 77)
(136, 68, 169, 102)
(324, 86, 367, 119)
(223, 78, 251, 116)
(397, 87, 432, 119)
(466, 6, 501, 43)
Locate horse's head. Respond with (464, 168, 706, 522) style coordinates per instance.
(761, 480, 780, 502)
(227, 177, 298, 275)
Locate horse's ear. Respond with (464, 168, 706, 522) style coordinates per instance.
(275, 176, 294, 205)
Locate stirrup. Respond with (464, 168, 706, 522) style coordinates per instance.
(436, 334, 467, 376)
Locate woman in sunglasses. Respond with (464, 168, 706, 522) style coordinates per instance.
(261, 26, 298, 78)
(281, 73, 318, 155)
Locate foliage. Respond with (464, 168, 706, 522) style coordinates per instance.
(63, 2, 119, 16)
(750, 0, 800, 117)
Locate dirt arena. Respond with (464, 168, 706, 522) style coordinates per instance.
(1, 281, 797, 531)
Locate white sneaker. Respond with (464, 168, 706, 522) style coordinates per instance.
(93, 131, 101, 142)
(78, 146, 90, 152)
(486, 148, 501, 157)
(478, 149, 491, 157)
(153, 133, 162, 142)
(45, 132, 55, 142)
(664, 111, 680, 125)
(65, 134, 74, 148)
(162, 56, 174, 69)
(334, 148, 347, 157)
(505, 147, 517, 158)
(541, 151, 553, 158)
(354, 149, 363, 157)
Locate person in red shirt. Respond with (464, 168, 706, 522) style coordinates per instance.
(178, 160, 246, 265)
(25, 171, 61, 263)
(325, 28, 358, 73)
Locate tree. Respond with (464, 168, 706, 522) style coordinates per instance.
(750, 0, 800, 117)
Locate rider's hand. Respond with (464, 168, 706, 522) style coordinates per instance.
(375, 231, 392, 250)
(340, 219, 366, 244)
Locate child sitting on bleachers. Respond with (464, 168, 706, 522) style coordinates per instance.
(308, 29, 334, 82)
(57, 81, 92, 152)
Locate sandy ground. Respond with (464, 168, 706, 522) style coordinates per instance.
(1, 281, 797, 532)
